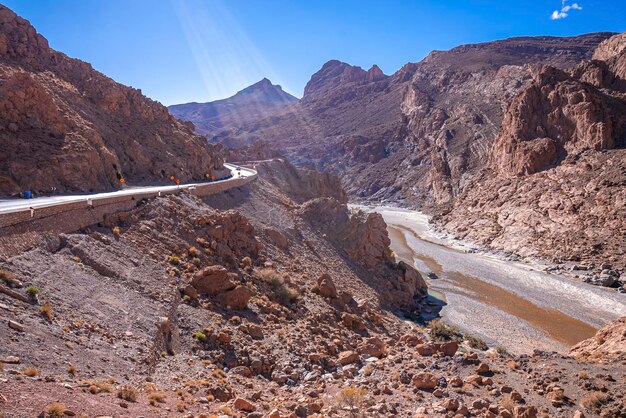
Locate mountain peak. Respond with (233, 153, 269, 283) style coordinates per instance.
(234, 78, 297, 104)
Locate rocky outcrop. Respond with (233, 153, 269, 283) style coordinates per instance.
(255, 159, 347, 204)
(570, 316, 626, 362)
(300, 198, 427, 310)
(441, 32, 626, 268)
(0, 5, 223, 196)
(491, 65, 626, 176)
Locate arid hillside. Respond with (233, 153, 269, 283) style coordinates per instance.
(440, 32, 626, 269)
(170, 32, 626, 270)
(0, 5, 223, 196)
(1, 160, 624, 417)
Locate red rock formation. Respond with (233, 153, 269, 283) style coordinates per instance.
(0, 5, 223, 196)
(570, 316, 626, 362)
(441, 32, 626, 268)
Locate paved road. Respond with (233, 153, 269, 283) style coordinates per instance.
(0, 163, 257, 215)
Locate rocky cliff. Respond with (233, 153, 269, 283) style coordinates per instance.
(0, 5, 223, 196)
(441, 32, 626, 269)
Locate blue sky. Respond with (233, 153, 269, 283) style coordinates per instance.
(4, 0, 624, 105)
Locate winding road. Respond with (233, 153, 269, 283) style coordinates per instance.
(0, 163, 257, 216)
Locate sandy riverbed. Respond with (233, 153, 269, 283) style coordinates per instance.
(355, 205, 626, 354)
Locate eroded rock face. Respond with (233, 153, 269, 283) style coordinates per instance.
(442, 33, 626, 268)
(491, 65, 626, 176)
(570, 316, 626, 362)
(299, 198, 427, 310)
(0, 5, 223, 195)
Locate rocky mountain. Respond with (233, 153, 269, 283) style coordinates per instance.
(168, 78, 298, 147)
(0, 5, 223, 196)
(172, 32, 626, 268)
(440, 32, 626, 268)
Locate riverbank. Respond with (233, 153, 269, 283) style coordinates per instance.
(355, 205, 626, 354)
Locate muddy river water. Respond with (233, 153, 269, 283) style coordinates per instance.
(357, 206, 626, 354)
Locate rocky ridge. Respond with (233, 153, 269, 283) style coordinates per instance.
(0, 5, 223, 196)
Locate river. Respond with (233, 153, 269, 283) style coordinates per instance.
(357, 206, 626, 354)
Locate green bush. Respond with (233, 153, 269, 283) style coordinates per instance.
(26, 285, 40, 296)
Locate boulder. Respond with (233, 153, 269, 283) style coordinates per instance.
(191, 265, 234, 295)
(437, 341, 459, 357)
(220, 285, 253, 310)
(357, 337, 387, 358)
(337, 350, 360, 365)
(412, 372, 438, 389)
(313, 273, 337, 299)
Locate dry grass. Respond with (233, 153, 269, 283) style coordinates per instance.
(339, 387, 367, 418)
(577, 370, 588, 380)
(67, 364, 77, 375)
(168, 256, 181, 265)
(0, 269, 19, 287)
(466, 335, 488, 350)
(177, 400, 185, 412)
(22, 367, 39, 377)
(40, 303, 53, 320)
(258, 268, 299, 306)
(429, 319, 462, 342)
(148, 391, 167, 405)
(45, 403, 65, 418)
(112, 226, 121, 237)
(507, 360, 520, 370)
(581, 391, 610, 412)
(117, 385, 139, 402)
(188, 246, 201, 257)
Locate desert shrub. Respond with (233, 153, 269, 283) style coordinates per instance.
(67, 364, 77, 375)
(45, 403, 65, 418)
(188, 246, 201, 257)
(258, 268, 299, 306)
(112, 226, 121, 237)
(466, 335, 488, 350)
(0, 362, 4, 371)
(581, 392, 610, 412)
(191, 257, 201, 267)
(93, 380, 114, 393)
(0, 269, 19, 287)
(507, 360, 520, 370)
(23, 367, 39, 377)
(496, 346, 510, 357)
(577, 370, 588, 379)
(192, 331, 207, 343)
(429, 319, 462, 342)
(339, 387, 367, 417)
(26, 285, 40, 296)
(117, 385, 139, 402)
(148, 391, 167, 405)
(40, 303, 53, 320)
(168, 256, 181, 265)
(176, 400, 185, 412)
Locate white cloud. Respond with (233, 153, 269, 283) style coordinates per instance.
(551, 1, 583, 20)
